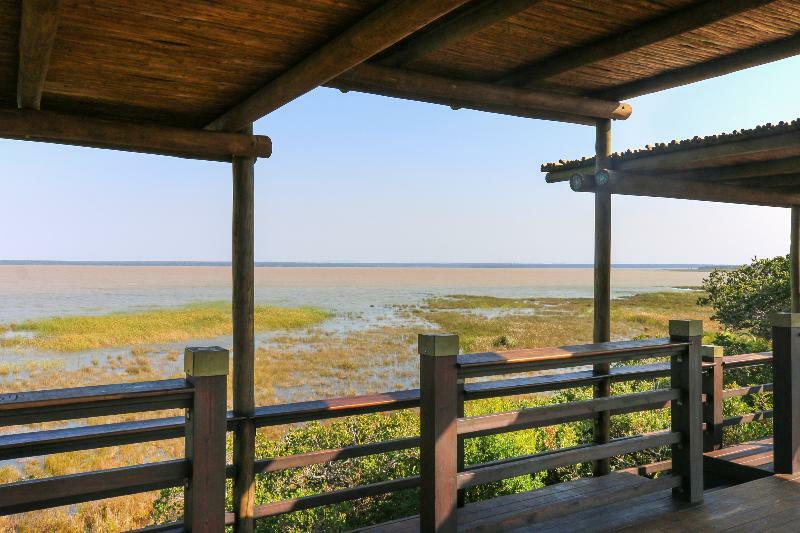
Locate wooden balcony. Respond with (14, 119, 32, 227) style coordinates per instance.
(0, 318, 794, 531)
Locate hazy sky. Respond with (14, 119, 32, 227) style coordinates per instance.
(2, 56, 799, 264)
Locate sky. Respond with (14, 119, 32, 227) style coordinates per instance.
(2, 56, 799, 265)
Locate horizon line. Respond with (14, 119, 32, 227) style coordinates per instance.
(0, 260, 736, 269)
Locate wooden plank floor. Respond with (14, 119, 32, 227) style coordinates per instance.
(356, 471, 679, 532)
(358, 437, 790, 532)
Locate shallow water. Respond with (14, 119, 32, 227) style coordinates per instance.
(0, 265, 707, 323)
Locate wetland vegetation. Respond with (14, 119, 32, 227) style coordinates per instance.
(0, 283, 775, 531)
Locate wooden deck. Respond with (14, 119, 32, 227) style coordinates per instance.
(361, 437, 794, 532)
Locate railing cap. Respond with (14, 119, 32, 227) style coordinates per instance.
(771, 312, 800, 328)
(701, 344, 724, 359)
(418, 334, 459, 357)
(668, 319, 702, 338)
(185, 346, 230, 376)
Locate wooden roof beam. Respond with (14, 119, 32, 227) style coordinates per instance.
(0, 109, 272, 161)
(327, 81, 595, 125)
(545, 129, 800, 182)
(570, 170, 800, 208)
(206, 0, 471, 132)
(17, 0, 61, 110)
(334, 63, 632, 121)
(379, 0, 544, 68)
(499, 0, 778, 88)
(598, 32, 800, 100)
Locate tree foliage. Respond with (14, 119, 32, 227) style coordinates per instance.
(698, 255, 790, 339)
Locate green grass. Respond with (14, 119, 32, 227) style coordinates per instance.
(1, 301, 331, 352)
(415, 291, 715, 352)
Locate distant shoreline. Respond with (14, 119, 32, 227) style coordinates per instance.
(0, 260, 733, 270)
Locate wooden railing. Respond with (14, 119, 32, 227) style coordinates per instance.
(0, 316, 793, 531)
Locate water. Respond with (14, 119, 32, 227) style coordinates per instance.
(0, 264, 709, 324)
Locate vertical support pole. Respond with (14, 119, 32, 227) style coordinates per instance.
(593, 117, 612, 476)
(792, 207, 800, 313)
(669, 320, 703, 504)
(232, 125, 256, 533)
(701, 345, 724, 452)
(772, 312, 800, 474)
(419, 333, 459, 533)
(184, 346, 230, 532)
(456, 379, 465, 508)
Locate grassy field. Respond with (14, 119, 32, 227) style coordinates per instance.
(0, 289, 724, 531)
(415, 290, 716, 352)
(0, 301, 330, 352)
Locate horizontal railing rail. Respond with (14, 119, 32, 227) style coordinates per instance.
(0, 329, 784, 529)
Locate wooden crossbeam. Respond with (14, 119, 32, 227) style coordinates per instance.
(571, 170, 800, 207)
(0, 109, 272, 161)
(206, 0, 471, 132)
(17, 0, 61, 110)
(545, 129, 800, 182)
(329, 78, 595, 125)
(598, 32, 800, 100)
(379, 0, 543, 68)
(658, 157, 800, 182)
(334, 63, 632, 121)
(499, 0, 777, 87)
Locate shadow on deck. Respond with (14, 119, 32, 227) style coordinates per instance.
(360, 437, 788, 532)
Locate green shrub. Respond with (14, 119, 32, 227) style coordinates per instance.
(698, 256, 790, 339)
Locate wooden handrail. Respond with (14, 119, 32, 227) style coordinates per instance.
(458, 338, 689, 378)
(458, 389, 679, 439)
(457, 431, 681, 490)
(0, 459, 189, 516)
(0, 379, 193, 426)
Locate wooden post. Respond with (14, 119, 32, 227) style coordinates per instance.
(669, 320, 703, 504)
(772, 313, 800, 474)
(184, 346, 229, 532)
(232, 127, 256, 532)
(701, 345, 724, 452)
(792, 207, 800, 313)
(593, 118, 612, 476)
(456, 379, 465, 508)
(419, 334, 459, 532)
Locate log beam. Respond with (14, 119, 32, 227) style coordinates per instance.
(380, 0, 543, 68)
(232, 133, 257, 532)
(0, 109, 271, 161)
(335, 63, 632, 120)
(592, 119, 612, 477)
(597, 32, 800, 101)
(499, 0, 776, 87)
(571, 170, 800, 207)
(792, 207, 800, 313)
(206, 0, 471, 132)
(545, 129, 800, 183)
(17, 0, 61, 109)
(329, 79, 595, 125)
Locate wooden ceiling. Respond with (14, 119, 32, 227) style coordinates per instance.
(2, 0, 800, 132)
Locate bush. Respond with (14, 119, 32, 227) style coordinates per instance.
(698, 256, 790, 339)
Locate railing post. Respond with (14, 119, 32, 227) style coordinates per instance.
(669, 320, 703, 504)
(456, 379, 466, 508)
(184, 346, 230, 532)
(772, 312, 800, 474)
(419, 333, 459, 533)
(701, 345, 724, 452)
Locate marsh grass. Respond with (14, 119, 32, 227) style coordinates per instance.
(1, 301, 331, 352)
(416, 291, 716, 352)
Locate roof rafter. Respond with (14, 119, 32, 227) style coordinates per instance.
(571, 170, 800, 208)
(206, 0, 471, 132)
(596, 32, 800, 100)
(379, 0, 544, 68)
(498, 0, 777, 88)
(17, 0, 61, 110)
(334, 63, 632, 121)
